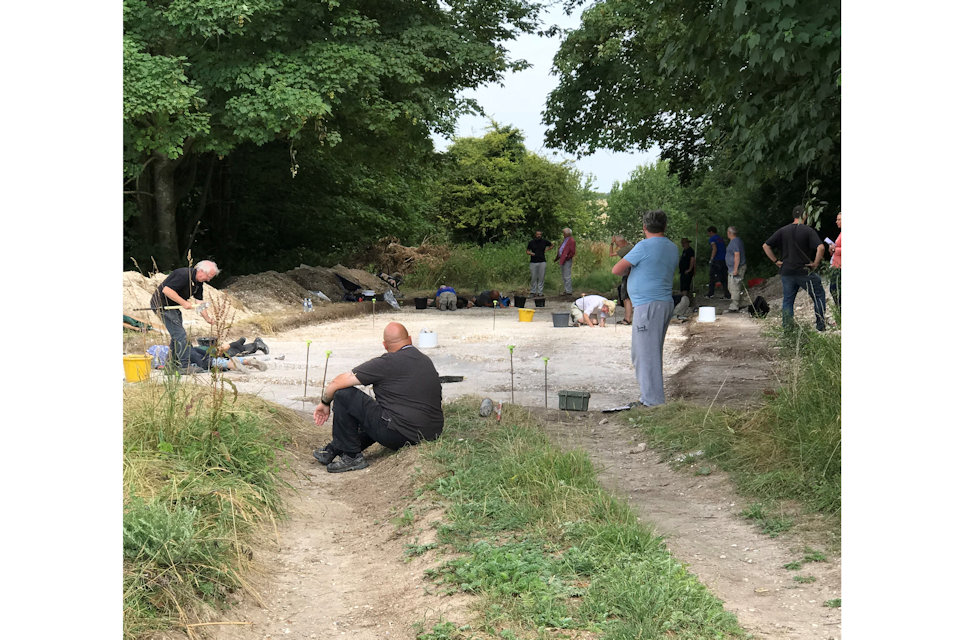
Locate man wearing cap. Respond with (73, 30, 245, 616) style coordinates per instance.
(612, 210, 679, 407)
(570, 295, 617, 327)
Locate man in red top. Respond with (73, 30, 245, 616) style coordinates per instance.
(555, 227, 576, 295)
(828, 212, 841, 308)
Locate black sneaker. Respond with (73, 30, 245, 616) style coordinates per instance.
(326, 453, 369, 473)
(253, 337, 270, 355)
(312, 445, 339, 465)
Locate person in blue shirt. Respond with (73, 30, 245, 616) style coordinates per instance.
(612, 210, 679, 407)
(435, 285, 458, 311)
(706, 226, 730, 299)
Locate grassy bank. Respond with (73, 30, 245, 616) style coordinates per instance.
(122, 377, 301, 639)
(411, 399, 744, 639)
(402, 239, 621, 297)
(626, 325, 841, 526)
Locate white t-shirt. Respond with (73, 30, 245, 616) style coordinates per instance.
(574, 295, 609, 317)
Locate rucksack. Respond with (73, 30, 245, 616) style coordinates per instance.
(748, 296, 770, 318)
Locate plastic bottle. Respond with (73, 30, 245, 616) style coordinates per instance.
(307, 297, 314, 312)
(302, 297, 308, 312)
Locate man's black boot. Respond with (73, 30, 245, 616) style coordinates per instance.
(326, 452, 369, 473)
(253, 337, 270, 355)
(312, 444, 339, 465)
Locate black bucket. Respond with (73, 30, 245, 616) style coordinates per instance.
(514, 295, 527, 308)
(552, 312, 570, 327)
(534, 297, 546, 308)
(197, 337, 217, 348)
(414, 297, 428, 310)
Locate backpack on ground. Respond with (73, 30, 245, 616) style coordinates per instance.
(748, 296, 770, 318)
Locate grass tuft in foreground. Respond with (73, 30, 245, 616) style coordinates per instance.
(415, 399, 744, 639)
(626, 324, 841, 520)
(123, 380, 300, 639)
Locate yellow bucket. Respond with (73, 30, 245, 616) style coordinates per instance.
(518, 308, 535, 322)
(123, 354, 153, 383)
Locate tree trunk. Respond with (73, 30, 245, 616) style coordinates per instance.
(153, 153, 180, 269)
(181, 155, 216, 262)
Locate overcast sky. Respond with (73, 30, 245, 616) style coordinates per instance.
(431, 1, 660, 194)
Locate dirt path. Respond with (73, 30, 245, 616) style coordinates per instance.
(192, 301, 840, 639)
(205, 415, 471, 640)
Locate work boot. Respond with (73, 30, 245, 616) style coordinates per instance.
(253, 337, 270, 355)
(312, 444, 339, 465)
(326, 452, 369, 473)
(225, 337, 247, 357)
(230, 357, 250, 373)
(245, 358, 268, 371)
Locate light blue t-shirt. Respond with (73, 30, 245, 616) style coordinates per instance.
(624, 237, 679, 306)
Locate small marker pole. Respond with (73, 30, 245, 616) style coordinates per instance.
(508, 345, 515, 403)
(493, 299, 498, 330)
(543, 356, 549, 409)
(372, 297, 376, 329)
(321, 350, 332, 390)
(303, 340, 312, 398)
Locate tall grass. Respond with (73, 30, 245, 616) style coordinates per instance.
(627, 325, 841, 517)
(123, 379, 300, 639)
(416, 400, 744, 639)
(403, 239, 621, 297)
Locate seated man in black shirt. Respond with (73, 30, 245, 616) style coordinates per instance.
(312, 322, 444, 473)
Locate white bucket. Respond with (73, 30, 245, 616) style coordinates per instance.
(698, 307, 716, 323)
(418, 329, 438, 348)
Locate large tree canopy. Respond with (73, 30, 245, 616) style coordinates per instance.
(431, 124, 594, 243)
(123, 0, 543, 268)
(543, 0, 840, 185)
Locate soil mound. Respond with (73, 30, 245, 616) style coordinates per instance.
(354, 237, 450, 276)
(122, 270, 252, 326)
(223, 271, 314, 314)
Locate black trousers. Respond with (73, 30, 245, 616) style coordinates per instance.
(679, 270, 694, 294)
(708, 261, 730, 296)
(329, 387, 418, 455)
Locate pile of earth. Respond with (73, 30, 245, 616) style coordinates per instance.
(351, 237, 450, 277)
(122, 271, 252, 328)
(223, 264, 400, 314)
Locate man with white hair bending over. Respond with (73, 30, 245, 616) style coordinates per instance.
(570, 295, 617, 327)
(150, 260, 219, 374)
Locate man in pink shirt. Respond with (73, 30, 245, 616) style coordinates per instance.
(555, 227, 577, 295)
(828, 212, 841, 308)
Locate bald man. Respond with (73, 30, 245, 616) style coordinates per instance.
(312, 322, 444, 472)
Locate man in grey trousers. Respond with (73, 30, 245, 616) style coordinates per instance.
(725, 226, 747, 312)
(612, 210, 679, 407)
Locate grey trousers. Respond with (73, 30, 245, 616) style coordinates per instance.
(529, 262, 546, 295)
(727, 268, 746, 311)
(561, 261, 573, 294)
(630, 300, 674, 406)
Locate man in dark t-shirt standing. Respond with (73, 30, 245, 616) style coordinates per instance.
(706, 226, 730, 298)
(762, 206, 828, 331)
(150, 260, 219, 372)
(678, 238, 695, 300)
(526, 230, 553, 296)
(312, 322, 444, 472)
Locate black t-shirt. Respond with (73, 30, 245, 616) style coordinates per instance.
(474, 291, 494, 307)
(679, 247, 695, 273)
(151, 268, 204, 310)
(527, 237, 553, 263)
(352, 345, 444, 441)
(765, 223, 822, 276)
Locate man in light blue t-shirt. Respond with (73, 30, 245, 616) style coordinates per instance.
(612, 210, 679, 407)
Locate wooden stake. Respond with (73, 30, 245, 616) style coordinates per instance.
(303, 340, 312, 398)
(543, 357, 549, 408)
(508, 345, 515, 403)
(321, 350, 332, 390)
